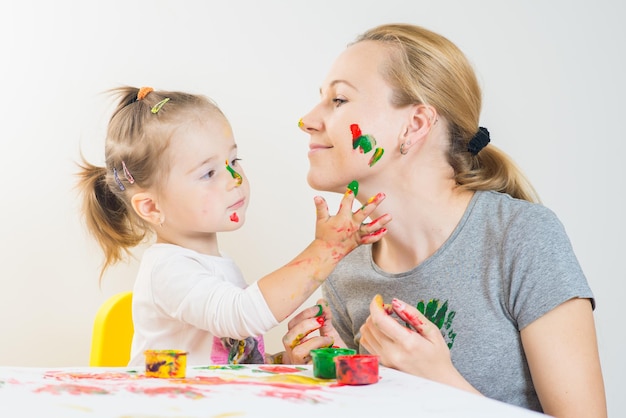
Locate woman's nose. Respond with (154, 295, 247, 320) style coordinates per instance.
(298, 108, 322, 134)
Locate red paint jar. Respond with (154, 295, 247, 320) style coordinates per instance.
(334, 354, 379, 385)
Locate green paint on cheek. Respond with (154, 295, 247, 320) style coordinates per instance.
(347, 180, 359, 197)
(368, 148, 384, 167)
(349, 125, 384, 166)
(352, 134, 376, 154)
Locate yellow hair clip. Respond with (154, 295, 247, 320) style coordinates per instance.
(151, 98, 170, 114)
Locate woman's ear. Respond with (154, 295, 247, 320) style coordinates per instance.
(399, 104, 438, 153)
(131, 192, 163, 226)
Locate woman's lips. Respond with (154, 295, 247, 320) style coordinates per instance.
(308, 143, 332, 155)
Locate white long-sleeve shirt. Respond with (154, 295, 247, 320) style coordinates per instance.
(128, 243, 278, 366)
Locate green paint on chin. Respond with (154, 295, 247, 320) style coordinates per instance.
(347, 180, 359, 197)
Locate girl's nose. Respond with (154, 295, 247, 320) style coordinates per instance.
(225, 160, 242, 188)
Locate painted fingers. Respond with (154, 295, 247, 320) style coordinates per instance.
(283, 302, 334, 364)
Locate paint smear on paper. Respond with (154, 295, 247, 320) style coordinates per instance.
(34, 384, 109, 395)
(130, 385, 205, 399)
(257, 365, 302, 374)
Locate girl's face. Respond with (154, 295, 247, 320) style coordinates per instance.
(299, 40, 412, 194)
(157, 114, 250, 248)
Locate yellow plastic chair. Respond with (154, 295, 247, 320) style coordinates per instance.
(89, 291, 134, 367)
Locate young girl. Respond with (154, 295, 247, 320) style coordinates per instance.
(290, 24, 606, 417)
(77, 86, 390, 366)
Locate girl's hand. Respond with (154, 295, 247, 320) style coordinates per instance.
(360, 296, 477, 393)
(282, 299, 346, 364)
(313, 189, 390, 260)
(316, 299, 347, 348)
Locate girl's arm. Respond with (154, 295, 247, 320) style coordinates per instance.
(258, 190, 390, 322)
(521, 297, 607, 418)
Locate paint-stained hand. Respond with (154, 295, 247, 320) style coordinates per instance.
(282, 299, 346, 364)
(315, 299, 347, 348)
(313, 189, 390, 260)
(360, 295, 457, 384)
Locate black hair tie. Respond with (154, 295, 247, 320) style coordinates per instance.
(467, 127, 490, 155)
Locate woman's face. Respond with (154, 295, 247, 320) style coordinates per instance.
(300, 40, 412, 194)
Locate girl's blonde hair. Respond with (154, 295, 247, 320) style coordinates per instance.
(77, 86, 225, 280)
(356, 24, 539, 203)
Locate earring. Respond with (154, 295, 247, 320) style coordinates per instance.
(400, 140, 410, 155)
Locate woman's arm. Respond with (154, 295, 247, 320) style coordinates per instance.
(521, 297, 607, 418)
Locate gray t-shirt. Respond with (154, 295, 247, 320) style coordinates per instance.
(323, 190, 594, 412)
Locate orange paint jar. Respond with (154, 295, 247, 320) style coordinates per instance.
(144, 349, 187, 378)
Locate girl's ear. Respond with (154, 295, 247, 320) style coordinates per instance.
(399, 104, 438, 153)
(131, 192, 163, 226)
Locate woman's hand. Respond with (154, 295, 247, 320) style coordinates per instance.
(282, 299, 347, 364)
(360, 295, 479, 393)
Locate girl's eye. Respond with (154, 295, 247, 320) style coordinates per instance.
(332, 97, 347, 107)
(201, 170, 216, 180)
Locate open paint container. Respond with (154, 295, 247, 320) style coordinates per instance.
(334, 354, 379, 385)
(310, 347, 356, 379)
(144, 349, 188, 378)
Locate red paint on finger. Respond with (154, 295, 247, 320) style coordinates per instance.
(392, 299, 423, 326)
(316, 316, 325, 326)
(361, 228, 387, 241)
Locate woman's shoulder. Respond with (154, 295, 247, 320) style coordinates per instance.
(475, 190, 558, 223)
(473, 191, 568, 243)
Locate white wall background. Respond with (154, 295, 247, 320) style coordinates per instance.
(1, 0, 624, 415)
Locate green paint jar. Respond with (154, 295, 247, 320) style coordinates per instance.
(310, 347, 356, 379)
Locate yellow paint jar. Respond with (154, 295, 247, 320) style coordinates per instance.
(144, 349, 187, 378)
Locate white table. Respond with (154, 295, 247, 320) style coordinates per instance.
(0, 364, 546, 417)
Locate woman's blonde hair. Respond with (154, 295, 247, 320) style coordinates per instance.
(355, 24, 539, 203)
(76, 86, 225, 280)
